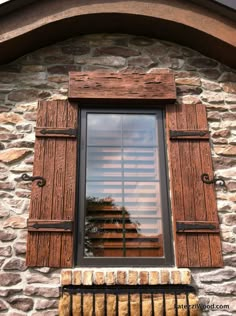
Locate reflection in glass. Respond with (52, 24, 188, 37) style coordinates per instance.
(84, 114, 164, 257)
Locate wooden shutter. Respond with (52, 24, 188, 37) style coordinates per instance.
(26, 100, 77, 267)
(166, 103, 223, 267)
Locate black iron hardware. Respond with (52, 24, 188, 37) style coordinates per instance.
(31, 221, 72, 231)
(201, 173, 226, 189)
(170, 130, 208, 137)
(39, 128, 77, 136)
(60, 284, 196, 316)
(21, 173, 46, 187)
(176, 222, 217, 232)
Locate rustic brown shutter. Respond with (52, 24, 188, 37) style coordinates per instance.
(166, 103, 223, 267)
(26, 100, 77, 267)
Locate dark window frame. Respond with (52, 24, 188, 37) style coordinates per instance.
(76, 107, 174, 267)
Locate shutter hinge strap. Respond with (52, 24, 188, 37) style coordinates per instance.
(170, 130, 209, 139)
(176, 221, 219, 233)
(28, 220, 73, 232)
(36, 128, 77, 138)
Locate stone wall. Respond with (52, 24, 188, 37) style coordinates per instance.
(0, 34, 235, 315)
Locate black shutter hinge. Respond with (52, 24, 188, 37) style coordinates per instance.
(39, 128, 77, 136)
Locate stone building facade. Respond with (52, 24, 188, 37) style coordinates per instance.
(0, 28, 235, 316)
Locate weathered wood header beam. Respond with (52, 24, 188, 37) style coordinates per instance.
(69, 72, 176, 104)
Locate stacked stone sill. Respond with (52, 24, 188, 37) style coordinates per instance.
(0, 34, 235, 315)
(61, 269, 191, 286)
(59, 269, 199, 316)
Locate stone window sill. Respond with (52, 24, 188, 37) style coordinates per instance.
(61, 268, 192, 286)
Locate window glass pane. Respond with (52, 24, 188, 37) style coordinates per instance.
(123, 148, 159, 180)
(123, 115, 157, 146)
(87, 147, 122, 179)
(84, 113, 164, 258)
(87, 114, 121, 146)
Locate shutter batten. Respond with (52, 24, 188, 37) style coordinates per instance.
(26, 100, 77, 268)
(166, 103, 223, 268)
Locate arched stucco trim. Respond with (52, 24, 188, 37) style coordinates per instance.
(0, 0, 235, 67)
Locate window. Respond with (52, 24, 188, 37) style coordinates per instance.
(25, 72, 223, 268)
(77, 109, 173, 266)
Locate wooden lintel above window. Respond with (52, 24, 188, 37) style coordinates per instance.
(68, 72, 176, 104)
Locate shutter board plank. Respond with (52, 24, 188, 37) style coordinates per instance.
(49, 100, 68, 267)
(196, 104, 223, 267)
(61, 102, 77, 267)
(166, 104, 188, 266)
(186, 104, 211, 267)
(37, 101, 57, 267)
(26, 103, 45, 266)
(177, 104, 200, 267)
(194, 104, 212, 266)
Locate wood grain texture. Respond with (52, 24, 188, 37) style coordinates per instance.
(69, 72, 176, 103)
(26, 102, 45, 266)
(26, 100, 77, 267)
(166, 104, 188, 267)
(196, 104, 223, 267)
(166, 103, 223, 267)
(60, 101, 78, 267)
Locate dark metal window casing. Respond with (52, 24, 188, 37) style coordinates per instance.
(77, 108, 174, 266)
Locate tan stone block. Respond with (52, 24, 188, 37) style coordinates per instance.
(107, 294, 116, 316)
(105, 271, 116, 285)
(94, 271, 105, 285)
(171, 270, 181, 284)
(212, 129, 230, 138)
(118, 294, 128, 316)
(142, 295, 152, 316)
(73, 270, 82, 285)
(83, 294, 93, 316)
(153, 294, 165, 315)
(117, 271, 126, 285)
(202, 80, 221, 91)
(97, 294, 105, 316)
(175, 77, 201, 86)
(72, 294, 81, 315)
(128, 271, 138, 285)
(149, 271, 159, 285)
(161, 270, 170, 284)
(223, 82, 236, 94)
(83, 271, 93, 285)
(181, 270, 191, 284)
(130, 294, 140, 315)
(214, 145, 236, 156)
(3, 216, 27, 229)
(178, 95, 200, 104)
(61, 270, 72, 286)
(0, 112, 22, 124)
(139, 271, 149, 285)
(0, 149, 32, 164)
